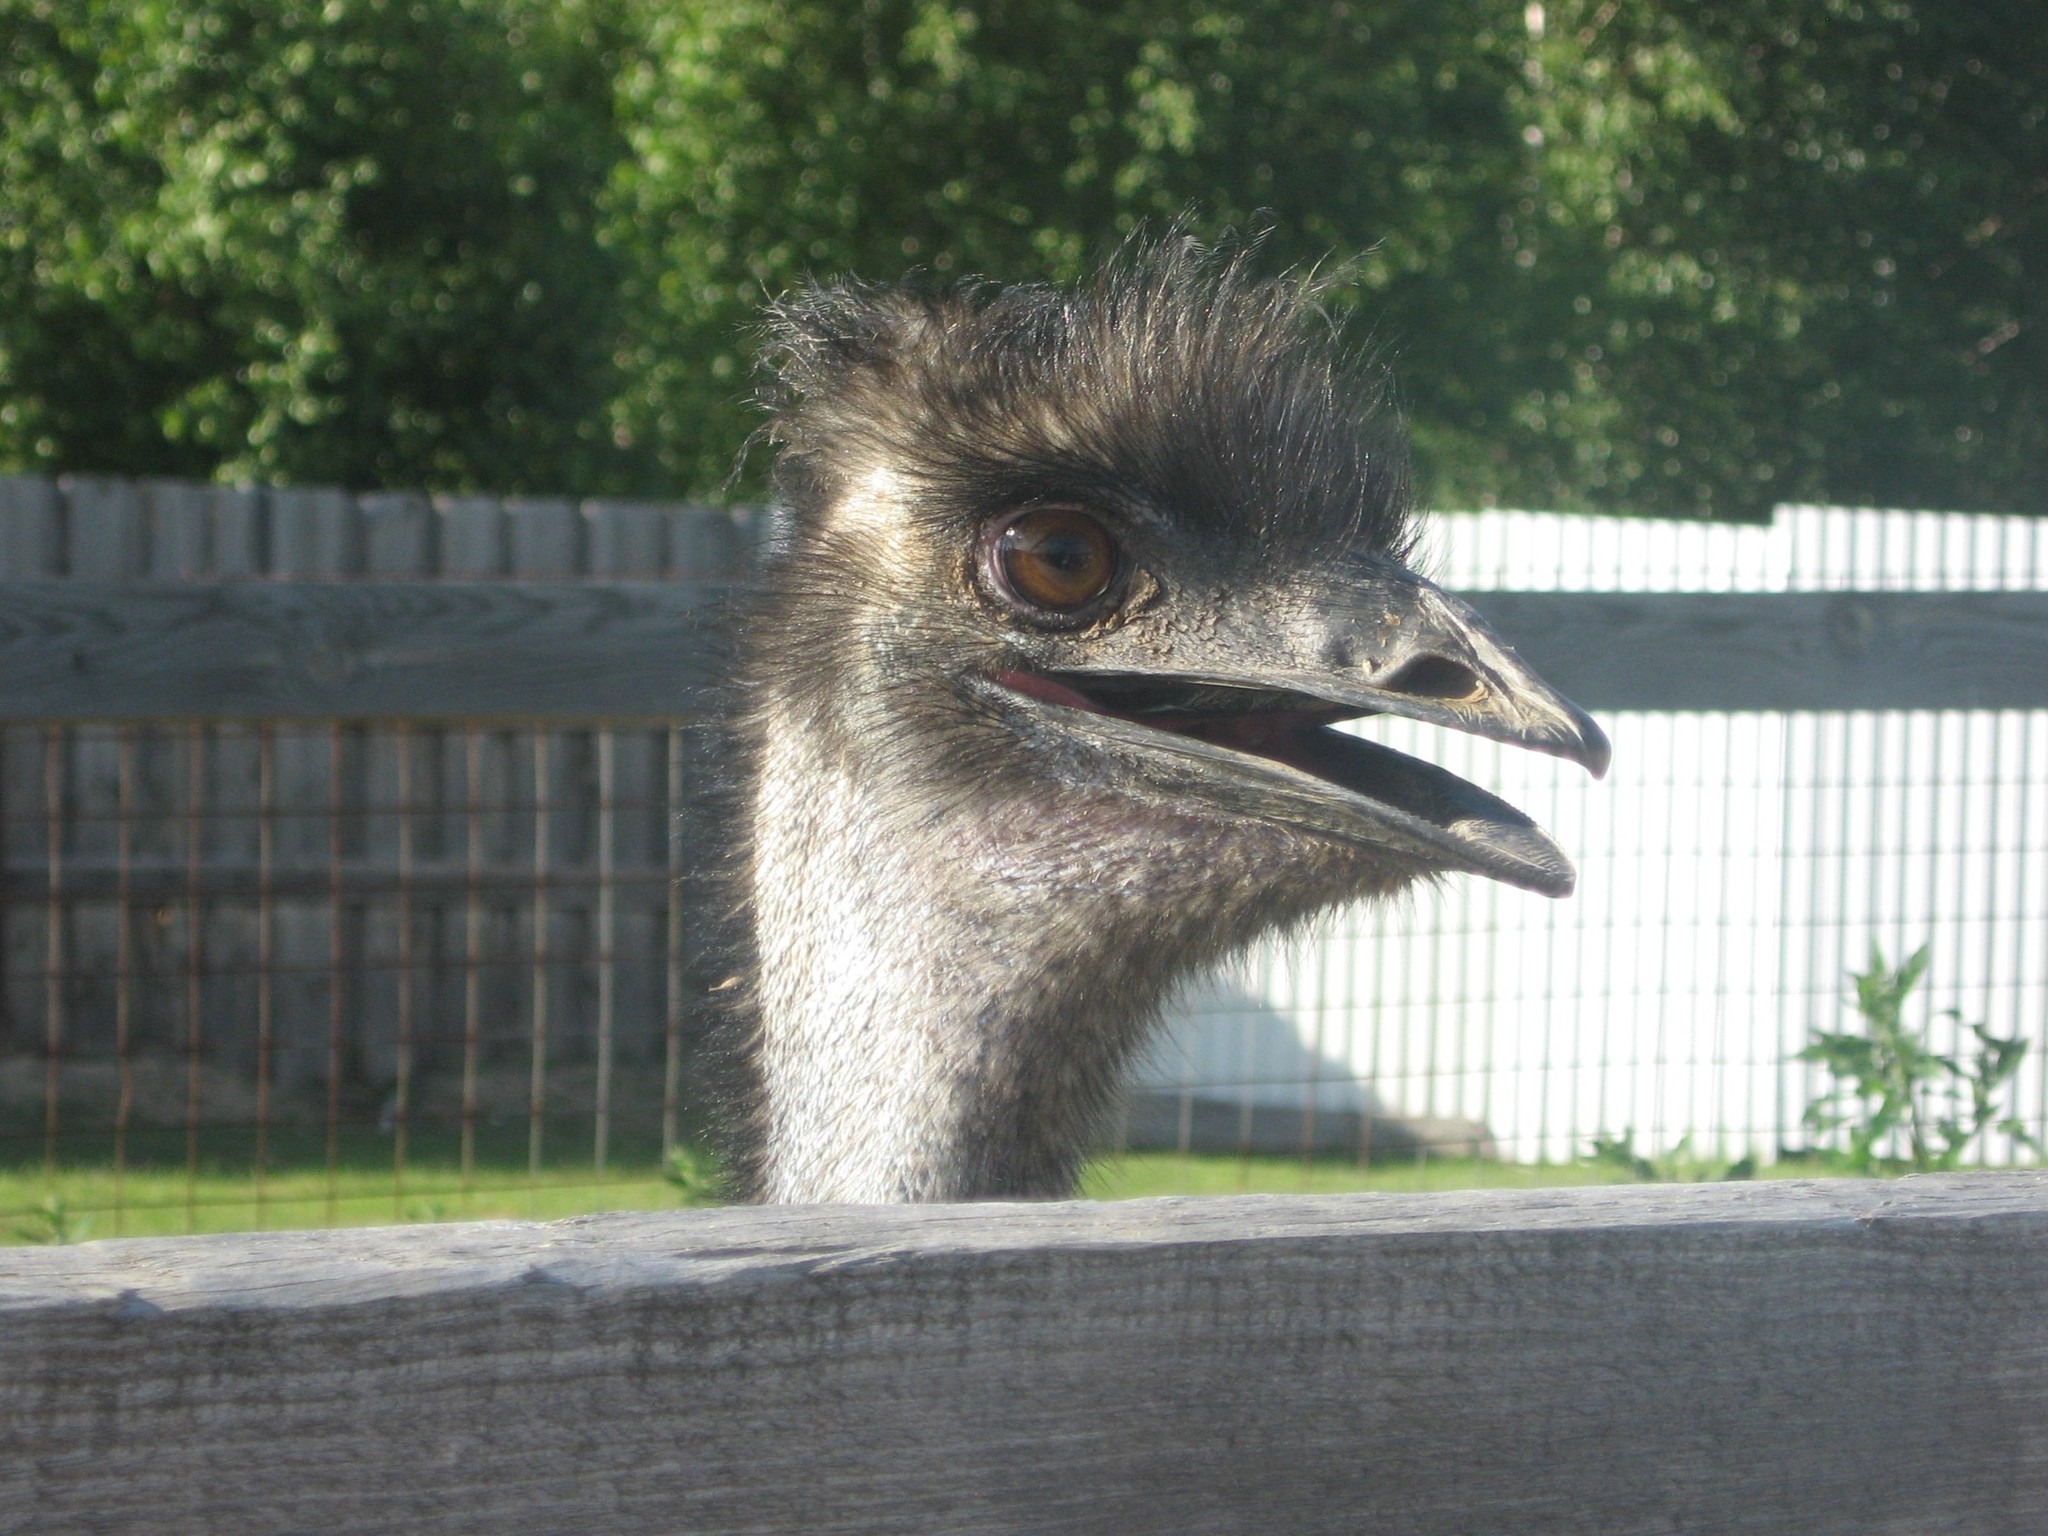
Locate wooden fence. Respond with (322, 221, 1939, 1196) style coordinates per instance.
(3, 472, 2047, 1178)
(0, 474, 759, 1168)
(5, 1173, 2047, 1534)
(5, 479, 2047, 1529)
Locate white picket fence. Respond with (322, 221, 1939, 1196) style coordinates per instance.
(1142, 507, 2048, 1165)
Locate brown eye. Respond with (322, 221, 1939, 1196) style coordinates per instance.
(991, 507, 1118, 614)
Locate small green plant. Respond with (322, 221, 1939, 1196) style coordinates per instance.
(663, 1144, 726, 1207)
(13, 1194, 94, 1246)
(1584, 1129, 1754, 1183)
(1799, 944, 2039, 1174)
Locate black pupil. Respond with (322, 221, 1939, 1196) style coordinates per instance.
(1038, 533, 1094, 574)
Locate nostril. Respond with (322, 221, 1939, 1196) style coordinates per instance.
(1384, 654, 1485, 702)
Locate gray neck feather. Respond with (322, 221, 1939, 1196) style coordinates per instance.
(741, 686, 1355, 1202)
(747, 711, 1189, 1202)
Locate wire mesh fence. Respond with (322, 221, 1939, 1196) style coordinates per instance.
(0, 474, 741, 1239)
(0, 718, 709, 1237)
(1137, 506, 2048, 1171)
(0, 476, 2043, 1241)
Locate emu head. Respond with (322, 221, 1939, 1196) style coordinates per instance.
(739, 242, 1608, 1202)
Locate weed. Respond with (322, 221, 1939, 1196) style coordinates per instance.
(14, 1194, 94, 1245)
(1799, 944, 2039, 1174)
(1583, 1129, 1754, 1183)
(663, 1143, 727, 1206)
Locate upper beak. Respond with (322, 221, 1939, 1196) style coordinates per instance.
(1258, 560, 1611, 781)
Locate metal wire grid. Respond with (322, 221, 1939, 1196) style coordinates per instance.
(3, 498, 2040, 1227)
(1, 720, 700, 1235)
(1136, 506, 2048, 1169)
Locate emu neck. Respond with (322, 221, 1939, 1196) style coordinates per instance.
(747, 715, 1208, 1203)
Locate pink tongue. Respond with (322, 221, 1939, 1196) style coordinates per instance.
(995, 669, 1108, 714)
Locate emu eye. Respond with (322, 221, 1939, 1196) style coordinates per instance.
(991, 507, 1118, 614)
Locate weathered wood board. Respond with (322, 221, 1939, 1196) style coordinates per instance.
(0, 580, 723, 722)
(0, 583, 2040, 724)
(1474, 589, 2048, 711)
(4, 1175, 2047, 1535)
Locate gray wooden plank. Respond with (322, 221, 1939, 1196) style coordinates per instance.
(1467, 589, 2048, 711)
(134, 490, 222, 1089)
(433, 497, 510, 931)
(359, 494, 437, 1091)
(500, 502, 586, 1109)
(583, 499, 666, 577)
(259, 490, 361, 1096)
(360, 491, 435, 576)
(0, 582, 721, 724)
(129, 488, 210, 877)
(51, 482, 146, 1056)
(586, 504, 664, 1079)
(0, 584, 2035, 721)
(3, 1175, 2047, 1536)
(504, 497, 584, 863)
(141, 481, 213, 578)
(266, 486, 361, 580)
(670, 502, 745, 580)
(206, 487, 266, 576)
(59, 475, 146, 579)
(506, 497, 584, 577)
(436, 495, 507, 577)
(0, 474, 63, 575)
(263, 487, 359, 854)
(0, 477, 61, 1055)
(196, 488, 268, 1076)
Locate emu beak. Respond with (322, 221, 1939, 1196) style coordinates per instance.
(993, 557, 1609, 898)
(1282, 559, 1611, 780)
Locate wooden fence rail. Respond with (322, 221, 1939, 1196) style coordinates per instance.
(0, 580, 721, 721)
(1, 582, 2045, 721)
(4, 1174, 2046, 1534)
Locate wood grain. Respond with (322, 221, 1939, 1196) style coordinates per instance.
(1469, 589, 2048, 711)
(3, 1175, 2046, 1535)
(0, 580, 721, 723)
(0, 583, 2035, 724)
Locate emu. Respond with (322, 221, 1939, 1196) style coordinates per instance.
(729, 240, 1607, 1204)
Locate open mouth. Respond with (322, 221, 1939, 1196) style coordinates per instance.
(999, 669, 1362, 769)
(992, 667, 1584, 897)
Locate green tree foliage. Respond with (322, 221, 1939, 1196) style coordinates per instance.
(606, 0, 1535, 496)
(0, 0, 2038, 514)
(0, 0, 639, 492)
(1514, 0, 2044, 516)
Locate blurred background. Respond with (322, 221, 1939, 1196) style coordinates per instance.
(0, 0, 2040, 1240)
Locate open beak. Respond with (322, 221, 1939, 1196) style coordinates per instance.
(988, 558, 1609, 898)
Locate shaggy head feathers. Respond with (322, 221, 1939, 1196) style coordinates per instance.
(758, 238, 1415, 566)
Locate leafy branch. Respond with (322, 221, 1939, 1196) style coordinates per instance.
(1799, 944, 2039, 1175)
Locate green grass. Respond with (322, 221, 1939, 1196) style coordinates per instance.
(1, 1119, 692, 1245)
(3, 1126, 1720, 1246)
(5, 1162, 685, 1244)
(1079, 1151, 1647, 1201)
